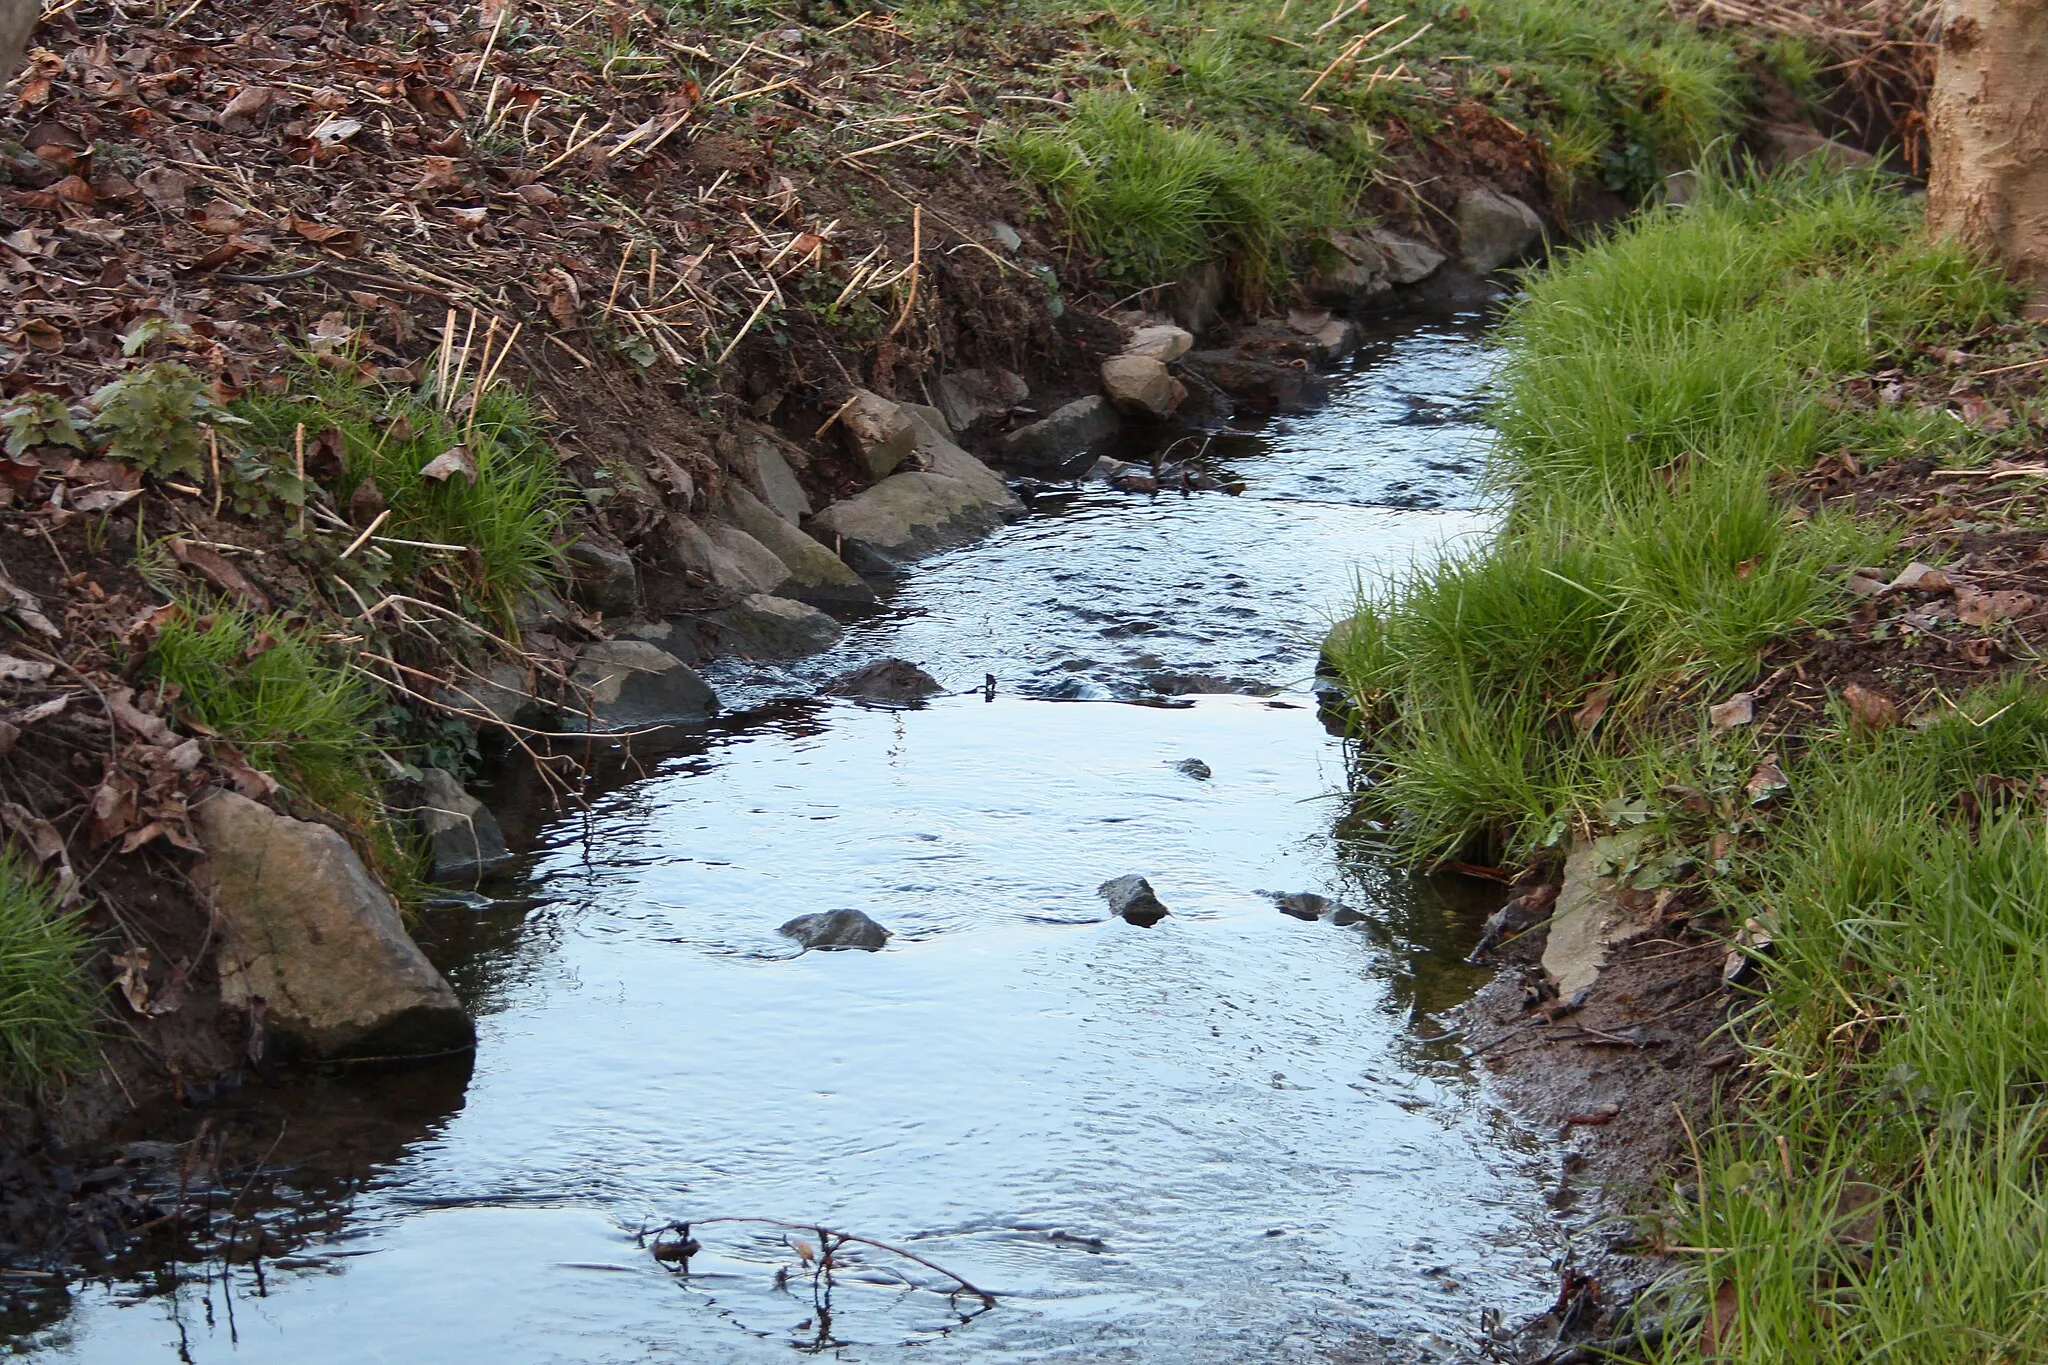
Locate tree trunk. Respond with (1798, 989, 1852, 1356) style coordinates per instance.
(0, 0, 38, 89)
(1926, 0, 2048, 306)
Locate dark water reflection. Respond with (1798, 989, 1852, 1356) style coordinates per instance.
(21, 312, 1567, 1364)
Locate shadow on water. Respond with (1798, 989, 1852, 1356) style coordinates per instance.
(16, 310, 1572, 1365)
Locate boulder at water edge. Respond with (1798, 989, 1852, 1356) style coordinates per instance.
(416, 767, 513, 883)
(194, 791, 474, 1060)
(567, 639, 718, 730)
(711, 593, 844, 659)
(1455, 186, 1544, 273)
(998, 396, 1123, 474)
(1099, 874, 1170, 927)
(721, 485, 875, 605)
(780, 909, 892, 951)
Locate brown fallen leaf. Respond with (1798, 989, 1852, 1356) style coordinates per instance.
(1700, 1279, 1742, 1356)
(0, 801, 66, 865)
(1746, 755, 1789, 805)
(419, 445, 477, 483)
(1564, 1103, 1621, 1126)
(218, 85, 280, 132)
(1709, 692, 1755, 731)
(168, 538, 272, 612)
(1955, 586, 2037, 627)
(1572, 680, 1614, 733)
(1841, 682, 1898, 732)
(88, 772, 139, 845)
(71, 486, 143, 514)
(1885, 561, 1951, 594)
(134, 166, 191, 208)
(1, 576, 61, 640)
(112, 946, 153, 1014)
(0, 656, 57, 683)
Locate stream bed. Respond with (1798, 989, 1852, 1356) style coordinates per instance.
(23, 311, 1574, 1363)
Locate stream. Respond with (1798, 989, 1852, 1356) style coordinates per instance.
(21, 310, 1575, 1363)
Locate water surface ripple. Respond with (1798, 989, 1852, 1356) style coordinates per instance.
(26, 312, 1566, 1364)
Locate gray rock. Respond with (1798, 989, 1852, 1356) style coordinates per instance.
(1178, 351, 1328, 414)
(999, 395, 1123, 474)
(669, 517, 791, 596)
(1760, 124, 1875, 173)
(911, 421, 1025, 512)
(838, 388, 918, 479)
(826, 658, 943, 705)
(936, 368, 1029, 433)
(1172, 758, 1212, 780)
(721, 485, 875, 604)
(1098, 874, 1170, 927)
(1367, 229, 1446, 284)
(1121, 324, 1194, 363)
(564, 539, 638, 617)
(735, 425, 812, 523)
(455, 661, 552, 730)
(1264, 890, 1339, 921)
(1100, 354, 1184, 419)
(1455, 186, 1544, 272)
(987, 219, 1023, 252)
(1310, 232, 1392, 305)
(808, 467, 1019, 575)
(567, 639, 718, 730)
(711, 592, 844, 659)
(780, 909, 891, 951)
(415, 767, 513, 882)
(194, 791, 474, 1060)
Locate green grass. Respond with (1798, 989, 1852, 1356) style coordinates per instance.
(960, 0, 1752, 302)
(1327, 166, 2005, 863)
(1646, 684, 2048, 1362)
(145, 605, 386, 824)
(235, 371, 569, 625)
(1332, 162, 2048, 1360)
(0, 848, 94, 1091)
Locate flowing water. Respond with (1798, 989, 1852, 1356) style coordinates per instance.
(21, 311, 1575, 1364)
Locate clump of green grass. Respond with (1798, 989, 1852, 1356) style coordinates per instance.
(986, 0, 1752, 299)
(1330, 166, 2004, 862)
(0, 848, 94, 1091)
(1005, 90, 1352, 302)
(145, 606, 382, 819)
(1644, 683, 2048, 1362)
(236, 370, 568, 624)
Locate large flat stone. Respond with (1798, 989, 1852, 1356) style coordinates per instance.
(997, 395, 1122, 474)
(567, 639, 718, 730)
(711, 593, 844, 659)
(669, 516, 791, 596)
(721, 484, 875, 604)
(194, 791, 474, 1060)
(1540, 844, 1654, 1000)
(808, 470, 1017, 576)
(735, 424, 812, 523)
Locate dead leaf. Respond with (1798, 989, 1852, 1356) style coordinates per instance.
(792, 1238, 816, 1263)
(135, 166, 191, 208)
(71, 486, 143, 514)
(0, 575, 61, 639)
(1572, 680, 1614, 733)
(0, 656, 57, 683)
(445, 205, 488, 231)
(89, 772, 139, 844)
(0, 802, 67, 866)
(1746, 756, 1789, 805)
(218, 85, 280, 132)
(1699, 1278, 1741, 1352)
(112, 946, 152, 1013)
(1955, 586, 2036, 627)
(168, 538, 272, 612)
(349, 477, 386, 522)
(1709, 692, 1755, 731)
(1841, 682, 1897, 732)
(1885, 561, 1951, 594)
(105, 687, 174, 745)
(16, 695, 69, 725)
(223, 761, 280, 800)
(288, 213, 362, 254)
(419, 445, 477, 483)
(310, 115, 364, 148)
(514, 183, 560, 209)
(412, 154, 464, 196)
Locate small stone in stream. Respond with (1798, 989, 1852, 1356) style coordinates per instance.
(416, 767, 514, 883)
(1172, 758, 1212, 780)
(1264, 891, 1338, 921)
(826, 658, 943, 705)
(1098, 874, 1170, 927)
(1100, 354, 1184, 419)
(779, 909, 891, 952)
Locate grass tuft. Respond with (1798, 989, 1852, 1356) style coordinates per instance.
(0, 849, 94, 1092)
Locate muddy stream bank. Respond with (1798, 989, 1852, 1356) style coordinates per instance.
(15, 312, 1589, 1364)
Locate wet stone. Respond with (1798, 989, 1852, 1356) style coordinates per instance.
(1264, 891, 1339, 921)
(779, 909, 891, 952)
(1099, 874, 1170, 927)
(1172, 758, 1212, 780)
(826, 657, 944, 705)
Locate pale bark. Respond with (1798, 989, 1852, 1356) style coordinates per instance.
(0, 0, 37, 89)
(1926, 0, 2048, 304)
